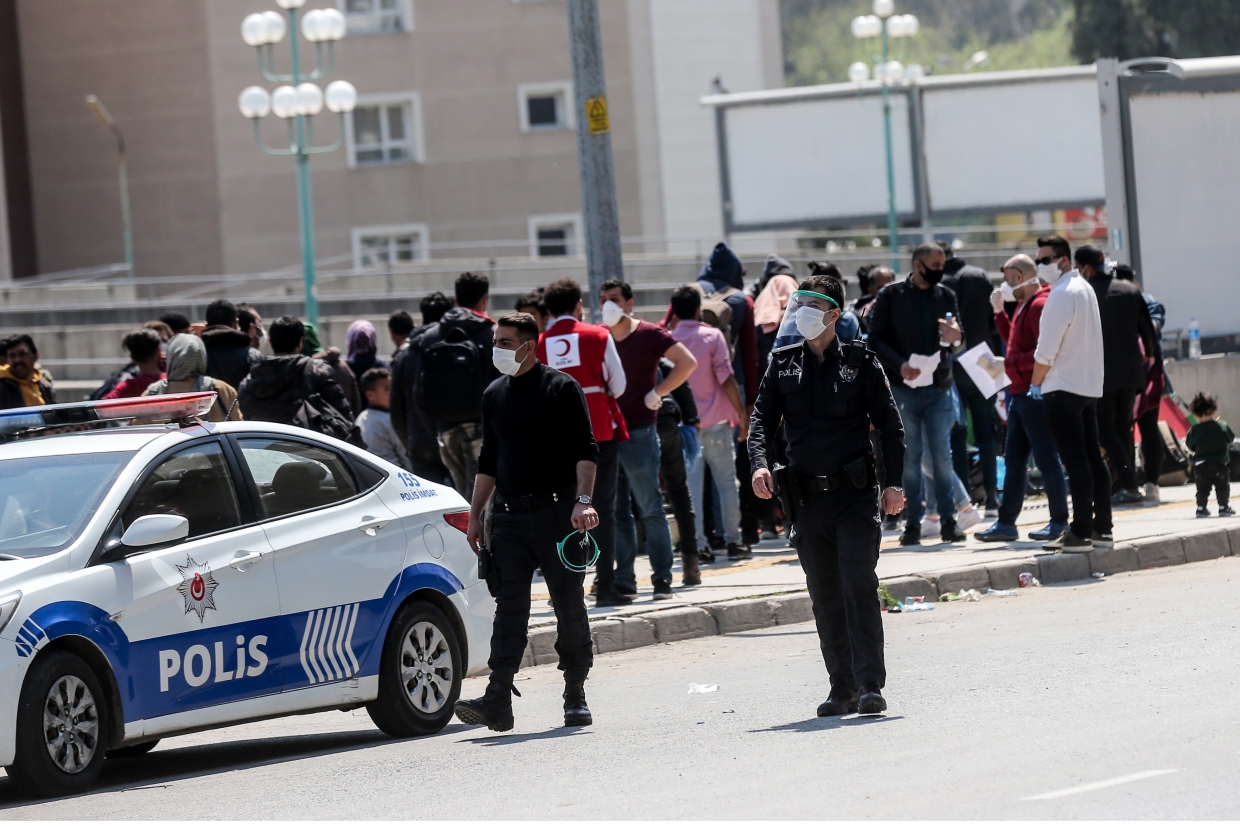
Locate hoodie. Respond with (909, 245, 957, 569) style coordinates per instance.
(238, 354, 352, 425)
(694, 242, 759, 405)
(414, 307, 498, 431)
(201, 324, 262, 390)
(144, 333, 241, 421)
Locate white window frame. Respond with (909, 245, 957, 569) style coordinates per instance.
(345, 92, 424, 168)
(528, 214, 583, 259)
(337, 0, 414, 35)
(517, 81, 574, 133)
(351, 224, 431, 269)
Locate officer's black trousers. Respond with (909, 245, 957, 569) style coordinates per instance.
(488, 500, 593, 682)
(794, 485, 886, 690)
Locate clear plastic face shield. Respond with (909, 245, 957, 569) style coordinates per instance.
(773, 290, 843, 349)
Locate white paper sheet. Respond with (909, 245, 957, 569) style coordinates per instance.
(959, 342, 1011, 399)
(902, 352, 941, 388)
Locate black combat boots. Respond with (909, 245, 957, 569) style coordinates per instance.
(816, 685, 860, 717)
(563, 670, 592, 727)
(454, 678, 516, 732)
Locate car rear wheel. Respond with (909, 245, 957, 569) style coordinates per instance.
(7, 651, 110, 798)
(367, 601, 462, 738)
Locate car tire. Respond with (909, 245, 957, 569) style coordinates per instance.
(367, 601, 463, 738)
(107, 739, 160, 759)
(7, 650, 110, 798)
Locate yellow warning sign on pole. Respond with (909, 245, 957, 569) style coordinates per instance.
(586, 96, 610, 136)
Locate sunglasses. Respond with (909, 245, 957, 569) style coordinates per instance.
(1034, 255, 1062, 266)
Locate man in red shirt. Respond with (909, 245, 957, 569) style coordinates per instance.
(977, 254, 1069, 543)
(601, 279, 698, 599)
(103, 329, 165, 399)
(538, 279, 632, 607)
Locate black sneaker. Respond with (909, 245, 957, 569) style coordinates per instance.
(594, 589, 633, 608)
(726, 542, 752, 560)
(1091, 531, 1115, 549)
(1112, 489, 1145, 506)
(858, 683, 887, 715)
(652, 580, 674, 600)
(1197, 507, 1211, 518)
(616, 583, 638, 596)
(941, 518, 967, 543)
(1221, 506, 1236, 517)
(816, 687, 859, 717)
(697, 546, 717, 564)
(900, 526, 921, 546)
(1044, 529, 1092, 553)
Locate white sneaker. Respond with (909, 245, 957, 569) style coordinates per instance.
(1144, 482, 1160, 502)
(921, 514, 941, 535)
(955, 505, 982, 531)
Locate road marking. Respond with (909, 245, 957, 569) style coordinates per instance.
(1022, 769, 1178, 801)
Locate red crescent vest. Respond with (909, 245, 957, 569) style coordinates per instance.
(537, 318, 629, 443)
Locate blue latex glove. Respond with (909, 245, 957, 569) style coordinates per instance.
(1029, 384, 1043, 400)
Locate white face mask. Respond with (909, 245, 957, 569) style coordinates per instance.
(1036, 262, 1062, 286)
(601, 300, 626, 327)
(1001, 277, 1039, 303)
(492, 343, 527, 376)
(794, 306, 830, 341)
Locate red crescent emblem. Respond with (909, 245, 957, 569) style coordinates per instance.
(191, 573, 205, 601)
(554, 340, 571, 357)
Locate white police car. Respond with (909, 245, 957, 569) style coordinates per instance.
(0, 393, 493, 797)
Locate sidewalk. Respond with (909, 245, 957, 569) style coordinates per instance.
(528, 483, 1227, 626)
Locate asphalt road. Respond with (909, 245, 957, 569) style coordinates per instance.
(4, 558, 1240, 819)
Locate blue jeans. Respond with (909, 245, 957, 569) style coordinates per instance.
(615, 425, 675, 588)
(892, 385, 956, 526)
(688, 423, 743, 546)
(998, 393, 1069, 526)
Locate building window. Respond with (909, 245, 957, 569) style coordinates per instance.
(352, 225, 430, 269)
(528, 214, 582, 258)
(340, 0, 414, 34)
(347, 93, 423, 167)
(518, 82, 574, 133)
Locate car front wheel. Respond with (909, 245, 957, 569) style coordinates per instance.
(367, 601, 463, 738)
(7, 650, 110, 798)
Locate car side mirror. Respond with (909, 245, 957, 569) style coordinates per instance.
(120, 515, 189, 549)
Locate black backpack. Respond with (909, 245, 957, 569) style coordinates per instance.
(292, 391, 365, 447)
(417, 326, 487, 424)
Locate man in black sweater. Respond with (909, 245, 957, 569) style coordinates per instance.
(455, 313, 600, 733)
(1077, 245, 1156, 505)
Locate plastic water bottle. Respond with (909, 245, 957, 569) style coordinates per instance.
(939, 312, 954, 348)
(1188, 318, 1202, 360)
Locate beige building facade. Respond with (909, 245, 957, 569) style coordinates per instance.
(0, 0, 782, 280)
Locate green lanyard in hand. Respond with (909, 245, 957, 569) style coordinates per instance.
(557, 530, 600, 573)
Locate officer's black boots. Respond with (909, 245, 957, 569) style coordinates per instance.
(941, 518, 967, 543)
(900, 525, 921, 546)
(858, 683, 887, 715)
(563, 671, 592, 727)
(454, 678, 516, 732)
(816, 686, 860, 717)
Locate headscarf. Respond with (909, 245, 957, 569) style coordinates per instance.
(753, 274, 799, 332)
(346, 320, 378, 360)
(146, 333, 213, 394)
(302, 322, 323, 356)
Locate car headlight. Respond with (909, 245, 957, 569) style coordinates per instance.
(0, 591, 22, 635)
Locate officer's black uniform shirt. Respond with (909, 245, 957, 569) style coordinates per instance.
(477, 361, 599, 498)
(748, 337, 905, 486)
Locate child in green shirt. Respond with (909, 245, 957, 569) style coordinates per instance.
(1186, 392, 1235, 518)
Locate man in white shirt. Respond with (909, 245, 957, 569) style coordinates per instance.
(1030, 234, 1111, 553)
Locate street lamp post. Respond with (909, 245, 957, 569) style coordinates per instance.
(851, 0, 919, 269)
(85, 95, 135, 277)
(237, 0, 356, 329)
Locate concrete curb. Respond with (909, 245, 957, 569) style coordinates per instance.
(519, 523, 1237, 666)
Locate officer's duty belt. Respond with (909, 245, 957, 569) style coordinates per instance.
(494, 487, 577, 514)
(799, 472, 851, 495)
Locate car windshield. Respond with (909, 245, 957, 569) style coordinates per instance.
(0, 451, 132, 558)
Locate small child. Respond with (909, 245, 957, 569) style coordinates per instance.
(1186, 392, 1235, 518)
(356, 367, 411, 471)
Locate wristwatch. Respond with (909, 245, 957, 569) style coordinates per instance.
(575, 495, 593, 505)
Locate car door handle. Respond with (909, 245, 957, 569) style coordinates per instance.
(229, 550, 269, 571)
(358, 517, 389, 536)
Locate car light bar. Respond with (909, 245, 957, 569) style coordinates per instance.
(0, 392, 217, 437)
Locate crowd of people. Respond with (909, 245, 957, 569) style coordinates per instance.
(0, 236, 1229, 586)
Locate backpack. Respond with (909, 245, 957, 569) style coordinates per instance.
(416, 326, 488, 424)
(89, 363, 138, 400)
(690, 283, 738, 358)
(292, 391, 365, 447)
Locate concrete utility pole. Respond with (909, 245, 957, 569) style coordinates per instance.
(566, 0, 624, 319)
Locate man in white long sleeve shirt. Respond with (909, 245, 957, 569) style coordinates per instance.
(1030, 234, 1111, 553)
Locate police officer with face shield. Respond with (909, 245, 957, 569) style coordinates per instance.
(748, 275, 906, 716)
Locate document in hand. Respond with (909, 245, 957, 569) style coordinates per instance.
(902, 352, 941, 388)
(959, 342, 1011, 399)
